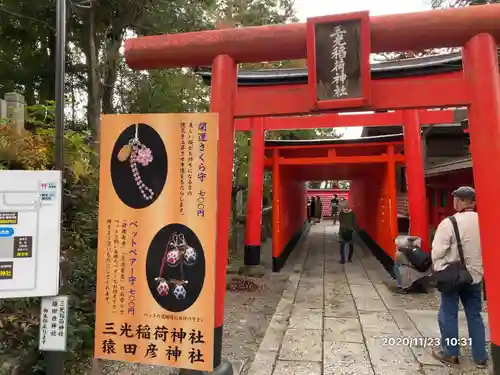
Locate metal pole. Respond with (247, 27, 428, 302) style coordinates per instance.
(54, 0, 66, 171)
(45, 0, 66, 373)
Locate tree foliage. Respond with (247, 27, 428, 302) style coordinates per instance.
(0, 104, 98, 375)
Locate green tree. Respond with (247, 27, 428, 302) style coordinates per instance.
(308, 181, 323, 189)
(0, 0, 218, 138)
(122, 69, 210, 114)
(0, 0, 60, 102)
(69, 0, 217, 138)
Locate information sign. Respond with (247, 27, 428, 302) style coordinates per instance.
(94, 114, 218, 372)
(0, 170, 62, 298)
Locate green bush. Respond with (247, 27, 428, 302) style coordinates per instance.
(0, 104, 98, 374)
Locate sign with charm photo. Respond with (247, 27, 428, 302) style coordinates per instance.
(306, 11, 371, 110)
(94, 114, 218, 372)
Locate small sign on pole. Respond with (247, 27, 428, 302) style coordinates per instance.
(39, 295, 69, 352)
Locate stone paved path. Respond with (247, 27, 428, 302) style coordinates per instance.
(248, 222, 492, 375)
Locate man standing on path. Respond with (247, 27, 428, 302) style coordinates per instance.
(309, 196, 316, 224)
(338, 200, 357, 264)
(330, 194, 340, 225)
(431, 186, 488, 368)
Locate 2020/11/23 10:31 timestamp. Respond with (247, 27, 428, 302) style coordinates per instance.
(379, 336, 472, 348)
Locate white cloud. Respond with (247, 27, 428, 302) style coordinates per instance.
(294, 0, 432, 139)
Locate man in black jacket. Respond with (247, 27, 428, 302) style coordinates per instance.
(338, 200, 357, 264)
(330, 194, 340, 225)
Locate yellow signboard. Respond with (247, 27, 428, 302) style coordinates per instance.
(94, 114, 218, 372)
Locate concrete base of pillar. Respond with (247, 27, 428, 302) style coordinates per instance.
(238, 264, 265, 278)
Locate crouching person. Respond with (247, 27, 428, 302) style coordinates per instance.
(393, 235, 432, 294)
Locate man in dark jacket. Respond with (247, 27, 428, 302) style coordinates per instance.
(338, 200, 357, 264)
(330, 194, 340, 225)
(309, 197, 315, 224)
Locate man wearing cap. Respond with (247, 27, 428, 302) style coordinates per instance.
(431, 186, 487, 368)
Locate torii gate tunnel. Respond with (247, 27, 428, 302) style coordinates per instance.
(125, 5, 500, 374)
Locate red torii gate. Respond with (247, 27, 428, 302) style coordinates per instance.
(264, 135, 406, 273)
(124, 5, 500, 374)
(241, 109, 460, 269)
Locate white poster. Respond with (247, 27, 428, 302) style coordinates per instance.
(39, 295, 68, 351)
(0, 170, 62, 298)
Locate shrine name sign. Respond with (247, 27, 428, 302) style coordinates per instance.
(306, 11, 371, 110)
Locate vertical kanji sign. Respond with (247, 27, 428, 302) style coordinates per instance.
(94, 114, 218, 372)
(306, 11, 371, 110)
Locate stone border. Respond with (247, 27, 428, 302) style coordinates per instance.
(246, 231, 311, 375)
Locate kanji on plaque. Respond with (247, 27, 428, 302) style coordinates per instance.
(95, 113, 218, 372)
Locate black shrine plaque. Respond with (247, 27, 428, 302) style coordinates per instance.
(314, 20, 363, 101)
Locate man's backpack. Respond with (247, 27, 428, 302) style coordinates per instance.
(400, 246, 431, 273)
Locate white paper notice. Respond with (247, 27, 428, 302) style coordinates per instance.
(39, 295, 68, 352)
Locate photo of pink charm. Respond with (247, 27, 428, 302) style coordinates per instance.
(157, 280, 169, 296)
(112, 123, 166, 208)
(136, 146, 153, 166)
(166, 249, 180, 266)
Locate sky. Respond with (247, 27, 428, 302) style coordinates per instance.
(294, 0, 432, 139)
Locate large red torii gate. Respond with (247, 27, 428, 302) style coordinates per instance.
(124, 5, 500, 374)
(124, 6, 500, 68)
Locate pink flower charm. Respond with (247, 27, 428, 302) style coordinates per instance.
(157, 280, 169, 296)
(136, 147, 153, 166)
(167, 249, 180, 266)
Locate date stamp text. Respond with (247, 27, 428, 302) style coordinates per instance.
(378, 336, 472, 348)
